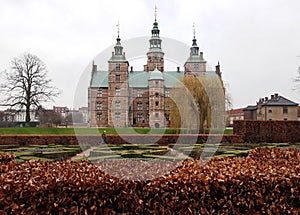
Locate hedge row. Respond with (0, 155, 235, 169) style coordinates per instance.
(234, 120, 300, 143)
(0, 134, 243, 146)
(0, 148, 299, 214)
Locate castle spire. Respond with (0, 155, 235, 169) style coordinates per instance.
(193, 22, 196, 39)
(144, 6, 164, 72)
(192, 22, 197, 47)
(116, 21, 121, 45)
(109, 21, 127, 62)
(151, 5, 160, 37)
(149, 5, 162, 51)
(155, 5, 157, 22)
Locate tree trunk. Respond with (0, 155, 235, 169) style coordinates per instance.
(25, 105, 31, 127)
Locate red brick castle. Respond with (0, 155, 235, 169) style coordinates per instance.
(88, 15, 223, 128)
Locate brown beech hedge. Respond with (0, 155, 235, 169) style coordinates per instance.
(0, 148, 299, 214)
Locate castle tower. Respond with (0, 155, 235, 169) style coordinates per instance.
(144, 6, 164, 72)
(184, 23, 206, 76)
(108, 24, 129, 127)
(148, 66, 165, 128)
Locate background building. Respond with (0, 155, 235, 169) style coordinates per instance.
(244, 93, 298, 121)
(227, 108, 244, 126)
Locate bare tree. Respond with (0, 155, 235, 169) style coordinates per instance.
(0, 53, 60, 126)
(294, 66, 300, 90)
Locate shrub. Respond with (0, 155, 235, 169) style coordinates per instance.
(0, 148, 299, 214)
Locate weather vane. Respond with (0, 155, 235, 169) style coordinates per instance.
(155, 5, 157, 21)
(116, 21, 120, 38)
(193, 22, 196, 38)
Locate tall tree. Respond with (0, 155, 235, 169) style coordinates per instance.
(0, 53, 60, 126)
(170, 74, 226, 134)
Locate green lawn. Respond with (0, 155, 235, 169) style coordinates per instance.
(0, 127, 233, 135)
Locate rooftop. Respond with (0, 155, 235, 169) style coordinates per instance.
(259, 94, 298, 106)
(90, 70, 219, 88)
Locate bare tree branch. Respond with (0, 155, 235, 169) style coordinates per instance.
(0, 53, 61, 126)
(293, 66, 300, 90)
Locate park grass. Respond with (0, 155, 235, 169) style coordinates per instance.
(0, 127, 77, 135)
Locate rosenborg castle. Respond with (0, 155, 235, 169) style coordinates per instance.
(88, 17, 223, 128)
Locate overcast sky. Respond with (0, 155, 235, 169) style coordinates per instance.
(1, 0, 300, 110)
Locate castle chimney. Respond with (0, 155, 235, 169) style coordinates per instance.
(275, 93, 279, 98)
(200, 52, 204, 60)
(265, 97, 268, 101)
(130, 66, 133, 73)
(177, 66, 180, 72)
(92, 61, 97, 75)
(271, 95, 274, 99)
(215, 61, 221, 77)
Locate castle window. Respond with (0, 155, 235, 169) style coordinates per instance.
(115, 101, 121, 109)
(96, 102, 102, 110)
(165, 114, 170, 120)
(194, 64, 199, 71)
(138, 102, 142, 110)
(97, 89, 102, 97)
(115, 112, 121, 121)
(283, 107, 288, 114)
(137, 89, 142, 97)
(268, 109, 272, 113)
(96, 113, 102, 121)
(146, 102, 149, 110)
(155, 101, 159, 106)
(115, 88, 121, 96)
(138, 113, 143, 122)
(146, 114, 149, 121)
(165, 90, 169, 97)
(155, 81, 159, 88)
(115, 74, 120, 82)
(155, 112, 159, 118)
(155, 93, 159, 98)
(116, 64, 120, 71)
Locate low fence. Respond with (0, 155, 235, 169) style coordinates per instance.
(0, 134, 243, 146)
(233, 120, 300, 143)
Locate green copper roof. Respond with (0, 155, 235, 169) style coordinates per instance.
(90, 70, 218, 89)
(149, 67, 164, 80)
(185, 55, 206, 63)
(147, 48, 164, 54)
(90, 71, 109, 87)
(128, 71, 149, 87)
(163, 71, 184, 87)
